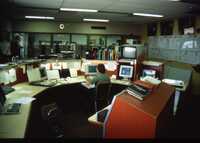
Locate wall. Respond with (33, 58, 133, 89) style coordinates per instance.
(195, 16, 200, 32)
(144, 16, 200, 96)
(13, 20, 143, 35)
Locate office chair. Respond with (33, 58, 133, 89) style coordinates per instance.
(41, 103, 65, 138)
(95, 81, 111, 112)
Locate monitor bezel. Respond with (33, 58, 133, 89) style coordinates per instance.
(119, 65, 133, 78)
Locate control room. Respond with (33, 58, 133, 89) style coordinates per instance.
(0, 0, 200, 139)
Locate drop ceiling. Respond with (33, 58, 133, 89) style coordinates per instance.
(8, 0, 200, 23)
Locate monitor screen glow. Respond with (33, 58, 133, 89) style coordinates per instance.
(119, 65, 133, 78)
(122, 47, 136, 59)
(86, 65, 97, 75)
(142, 69, 156, 78)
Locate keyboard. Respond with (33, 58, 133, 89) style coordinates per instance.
(126, 84, 150, 100)
(3, 103, 21, 114)
(30, 80, 57, 87)
(127, 84, 149, 96)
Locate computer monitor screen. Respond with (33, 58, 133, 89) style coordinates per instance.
(39, 67, 47, 79)
(46, 70, 60, 80)
(59, 69, 70, 78)
(142, 69, 156, 78)
(27, 68, 42, 82)
(86, 65, 97, 75)
(119, 65, 133, 78)
(122, 46, 136, 59)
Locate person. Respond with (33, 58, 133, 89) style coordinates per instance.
(84, 64, 110, 113)
(10, 34, 22, 58)
(0, 32, 11, 62)
(85, 63, 110, 85)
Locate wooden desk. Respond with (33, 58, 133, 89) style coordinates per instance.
(103, 82, 175, 138)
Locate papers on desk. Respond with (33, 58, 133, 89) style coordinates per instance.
(162, 79, 184, 87)
(81, 82, 95, 89)
(14, 97, 36, 104)
(140, 76, 161, 85)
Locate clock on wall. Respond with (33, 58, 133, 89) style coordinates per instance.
(59, 24, 65, 30)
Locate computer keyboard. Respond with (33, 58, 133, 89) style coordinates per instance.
(126, 84, 150, 100)
(127, 84, 149, 96)
(6, 103, 21, 114)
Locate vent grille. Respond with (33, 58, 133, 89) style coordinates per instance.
(91, 26, 106, 30)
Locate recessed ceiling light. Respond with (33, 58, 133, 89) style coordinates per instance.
(133, 13, 164, 18)
(60, 8, 98, 12)
(83, 18, 109, 22)
(25, 16, 55, 20)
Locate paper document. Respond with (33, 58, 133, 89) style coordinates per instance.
(81, 82, 95, 89)
(14, 97, 36, 104)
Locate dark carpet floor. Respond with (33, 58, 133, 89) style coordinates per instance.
(26, 93, 200, 139)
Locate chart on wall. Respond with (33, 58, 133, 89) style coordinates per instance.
(148, 35, 200, 65)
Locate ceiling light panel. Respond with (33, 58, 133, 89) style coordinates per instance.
(60, 8, 98, 12)
(83, 18, 109, 22)
(25, 16, 55, 20)
(133, 13, 164, 17)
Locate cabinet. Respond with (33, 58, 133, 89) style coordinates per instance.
(104, 83, 175, 138)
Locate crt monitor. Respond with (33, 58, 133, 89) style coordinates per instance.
(86, 64, 97, 75)
(121, 46, 136, 59)
(119, 65, 133, 79)
(142, 69, 156, 78)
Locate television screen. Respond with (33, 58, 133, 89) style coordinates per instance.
(119, 65, 133, 78)
(142, 69, 156, 78)
(122, 47, 136, 59)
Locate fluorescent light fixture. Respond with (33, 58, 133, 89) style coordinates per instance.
(60, 8, 98, 12)
(133, 13, 164, 18)
(25, 16, 55, 20)
(83, 18, 109, 22)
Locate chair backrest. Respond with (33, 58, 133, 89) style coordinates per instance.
(41, 103, 61, 121)
(96, 80, 111, 102)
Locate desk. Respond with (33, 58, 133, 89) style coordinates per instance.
(162, 79, 189, 116)
(110, 79, 131, 86)
(0, 76, 131, 138)
(0, 76, 86, 138)
(0, 83, 46, 138)
(88, 105, 111, 126)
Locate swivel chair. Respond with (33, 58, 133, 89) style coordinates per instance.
(41, 103, 65, 138)
(95, 81, 111, 112)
